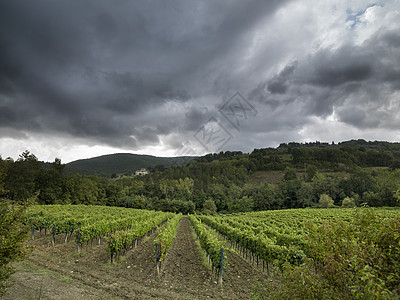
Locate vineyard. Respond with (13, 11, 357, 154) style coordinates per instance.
(4, 206, 400, 299)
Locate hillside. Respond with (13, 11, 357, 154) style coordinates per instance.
(65, 153, 195, 177)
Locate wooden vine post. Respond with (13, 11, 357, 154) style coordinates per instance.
(51, 224, 56, 246)
(77, 229, 81, 253)
(219, 247, 224, 286)
(156, 243, 161, 276)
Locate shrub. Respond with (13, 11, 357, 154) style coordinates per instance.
(0, 200, 29, 296)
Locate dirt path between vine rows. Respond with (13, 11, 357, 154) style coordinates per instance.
(3, 216, 267, 299)
(159, 216, 225, 298)
(159, 216, 266, 299)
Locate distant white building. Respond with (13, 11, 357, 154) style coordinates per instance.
(135, 168, 149, 176)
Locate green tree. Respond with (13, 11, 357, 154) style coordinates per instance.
(0, 157, 7, 197)
(296, 183, 316, 207)
(209, 184, 227, 211)
(305, 164, 317, 181)
(341, 196, 356, 208)
(279, 179, 303, 208)
(175, 178, 194, 200)
(362, 191, 381, 207)
(374, 169, 400, 206)
(192, 189, 206, 210)
(284, 167, 297, 180)
(340, 168, 376, 199)
(248, 183, 281, 211)
(318, 194, 335, 208)
(120, 194, 146, 209)
(227, 195, 254, 212)
(4, 151, 40, 202)
(312, 172, 340, 203)
(36, 158, 66, 205)
(203, 199, 217, 214)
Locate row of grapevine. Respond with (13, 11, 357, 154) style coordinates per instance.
(26, 205, 175, 253)
(188, 215, 226, 274)
(26, 205, 147, 237)
(106, 212, 174, 262)
(198, 208, 400, 272)
(219, 217, 305, 248)
(76, 211, 162, 246)
(198, 215, 304, 269)
(154, 214, 183, 274)
(154, 214, 182, 262)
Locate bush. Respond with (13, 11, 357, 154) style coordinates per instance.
(0, 200, 29, 296)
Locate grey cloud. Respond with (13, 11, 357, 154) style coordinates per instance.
(0, 0, 292, 151)
(267, 62, 297, 94)
(0, 0, 399, 156)
(301, 45, 373, 88)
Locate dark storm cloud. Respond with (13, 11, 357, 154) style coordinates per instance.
(0, 0, 290, 149)
(0, 0, 399, 156)
(267, 62, 297, 94)
(304, 45, 373, 87)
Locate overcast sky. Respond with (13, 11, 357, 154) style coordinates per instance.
(0, 0, 399, 163)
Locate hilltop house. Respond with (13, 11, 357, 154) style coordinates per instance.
(135, 168, 149, 176)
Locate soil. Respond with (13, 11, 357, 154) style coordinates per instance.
(2, 216, 267, 299)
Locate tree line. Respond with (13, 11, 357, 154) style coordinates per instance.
(1, 142, 400, 214)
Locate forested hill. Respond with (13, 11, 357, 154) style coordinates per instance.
(65, 153, 195, 177)
(2, 139, 400, 213)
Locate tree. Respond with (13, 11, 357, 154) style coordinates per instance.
(209, 184, 228, 211)
(192, 189, 206, 210)
(296, 183, 316, 207)
(248, 183, 281, 211)
(312, 172, 340, 203)
(120, 194, 146, 209)
(0, 200, 29, 296)
(279, 179, 303, 208)
(284, 167, 297, 180)
(318, 194, 335, 208)
(203, 199, 217, 214)
(36, 159, 67, 204)
(305, 164, 317, 181)
(0, 157, 7, 197)
(395, 189, 400, 204)
(227, 196, 253, 212)
(175, 178, 194, 201)
(374, 169, 400, 206)
(340, 168, 376, 198)
(4, 151, 40, 202)
(341, 196, 356, 208)
(362, 191, 381, 207)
